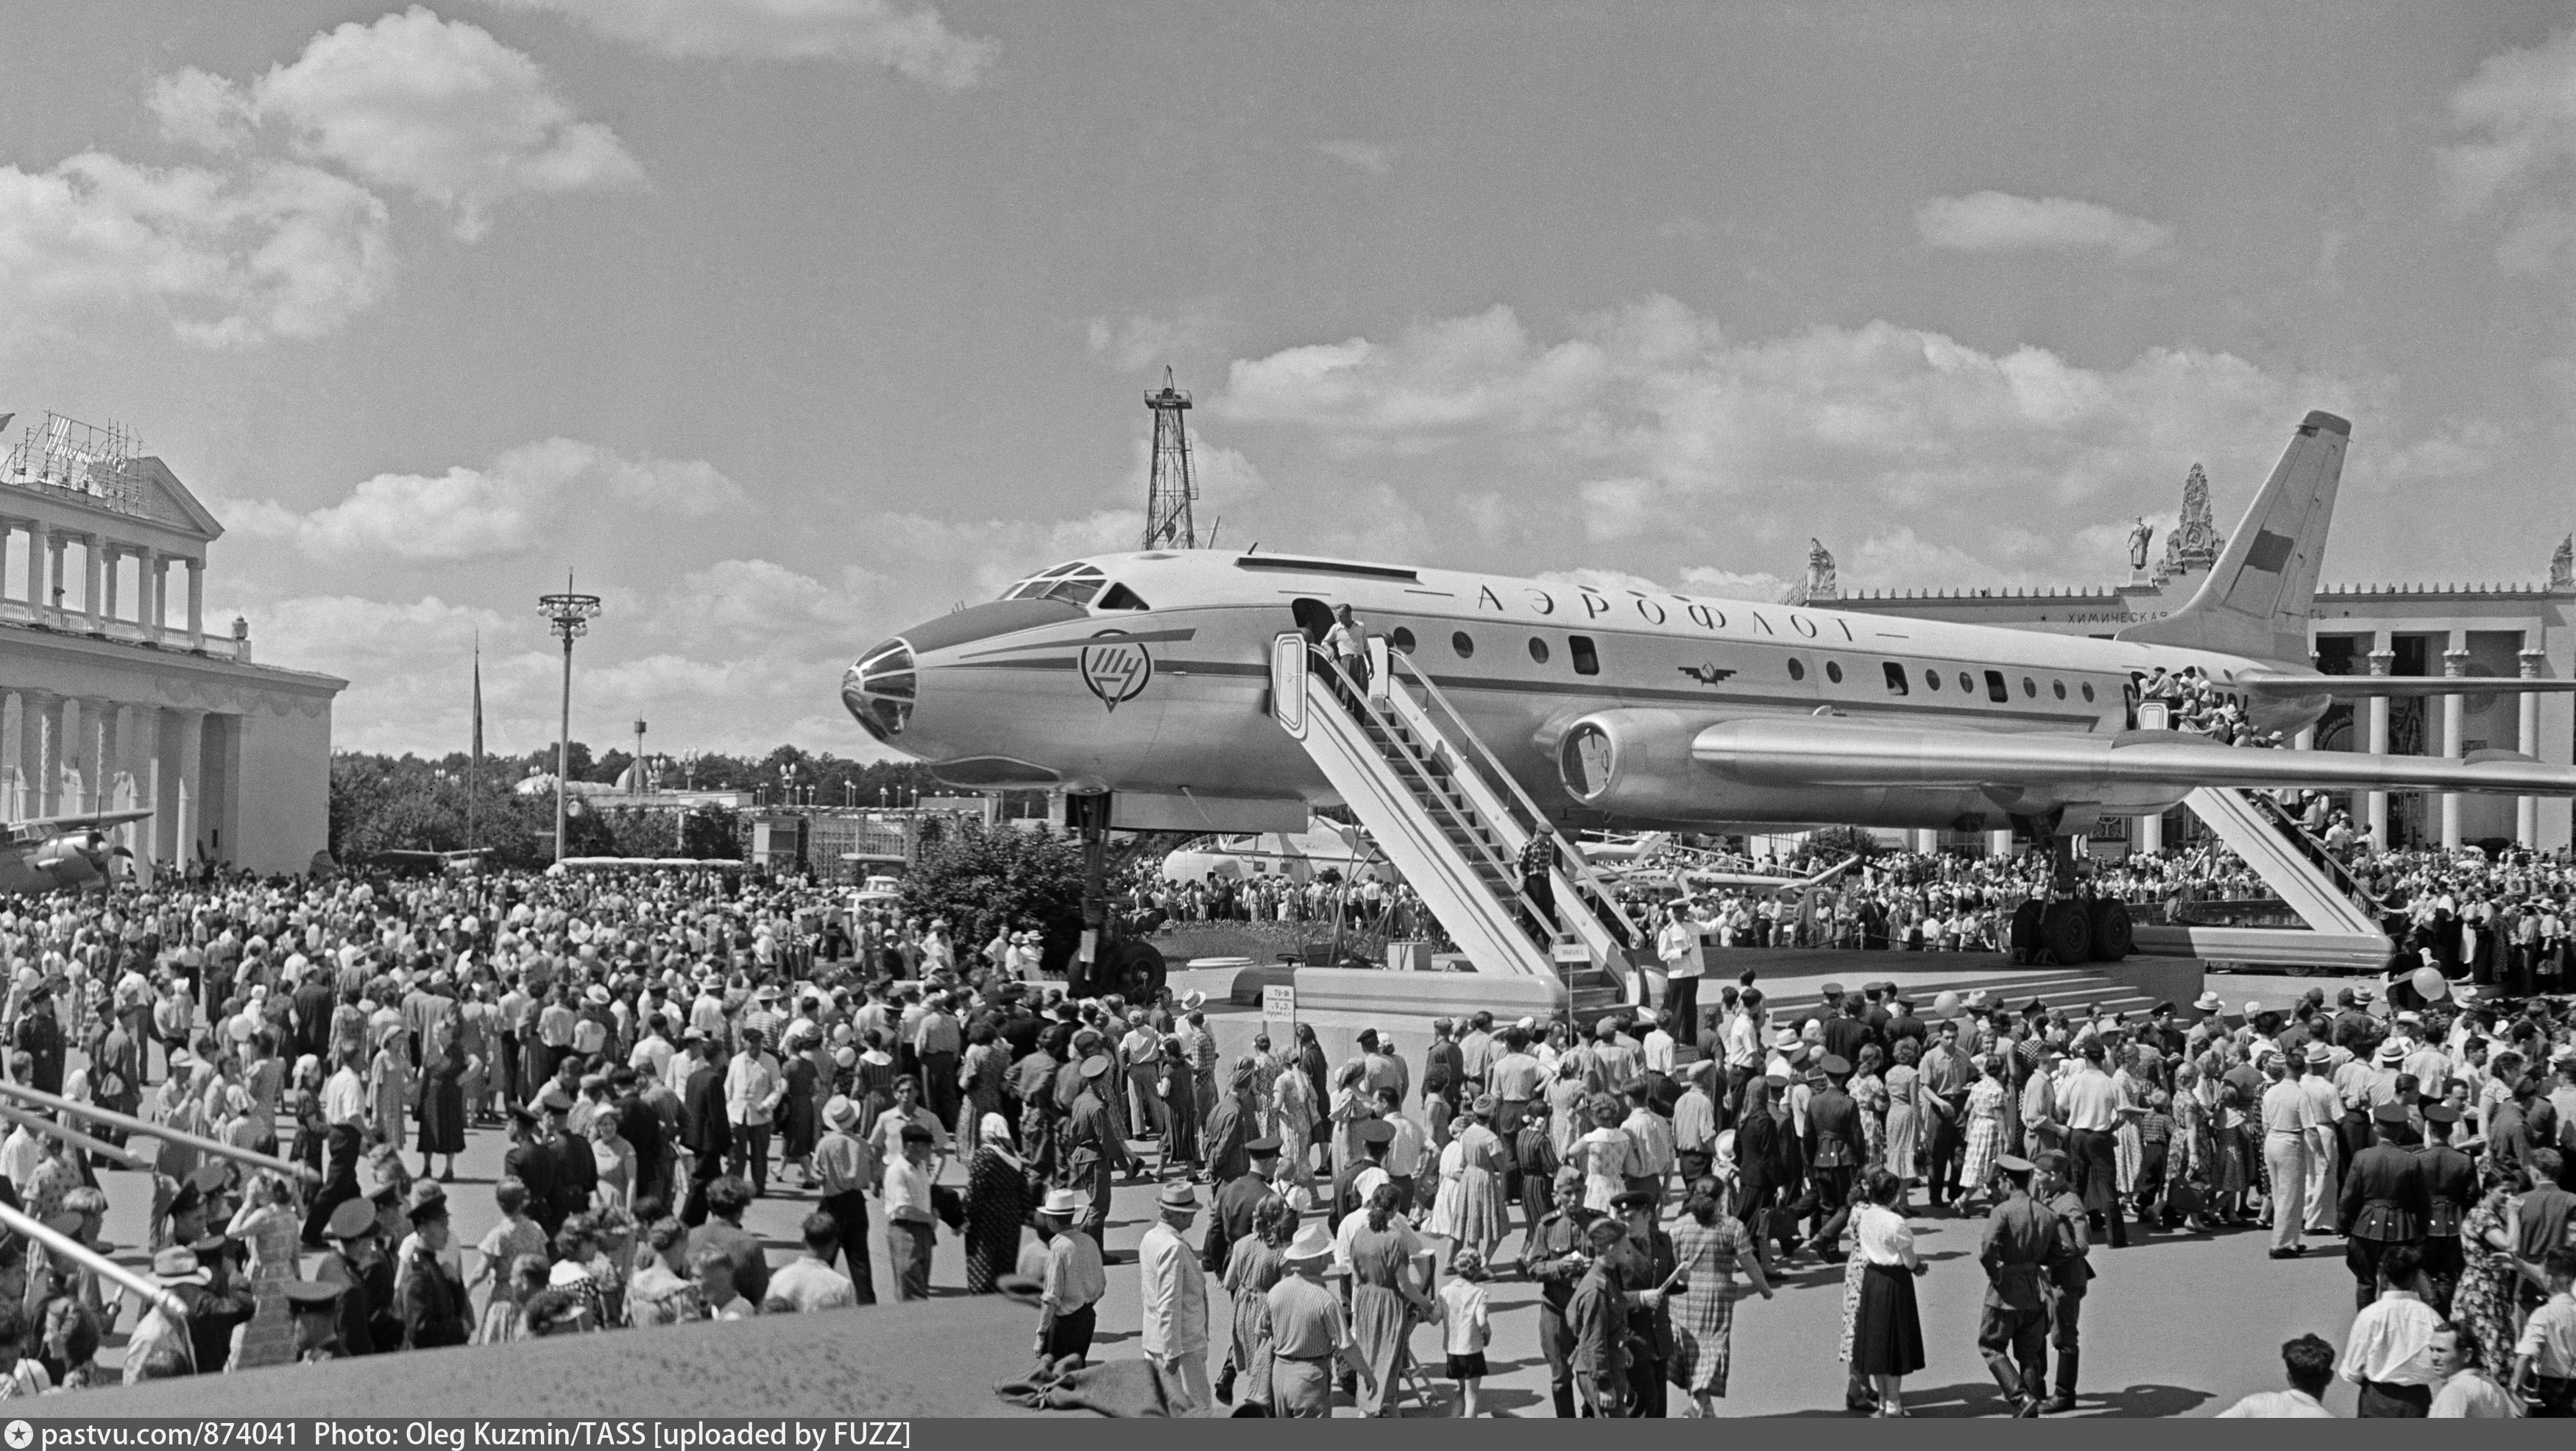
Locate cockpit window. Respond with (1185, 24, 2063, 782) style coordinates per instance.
(1097, 582, 1149, 611)
(1001, 562, 1107, 607)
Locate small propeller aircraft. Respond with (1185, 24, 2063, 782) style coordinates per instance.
(0, 808, 152, 894)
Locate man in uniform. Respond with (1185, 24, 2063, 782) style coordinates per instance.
(1519, 1166, 1596, 1417)
(1061, 1056, 1125, 1249)
(2034, 1150, 2095, 1413)
(1802, 1053, 1862, 1260)
(2338, 1103, 2431, 1313)
(1977, 1153, 2056, 1416)
(1566, 1217, 1633, 1416)
(1612, 1189, 1677, 1417)
(2413, 1102, 2477, 1305)
(1205, 1135, 1281, 1279)
(312, 1199, 387, 1357)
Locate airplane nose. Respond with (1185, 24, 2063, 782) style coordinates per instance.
(843, 638, 917, 744)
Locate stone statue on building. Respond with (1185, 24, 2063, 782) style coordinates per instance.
(2126, 515, 2154, 573)
(2155, 462, 2225, 583)
(2552, 532, 2574, 591)
(1802, 537, 1837, 602)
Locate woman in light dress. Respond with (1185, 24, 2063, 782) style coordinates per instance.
(1882, 1037, 1922, 1195)
(1954, 1055, 2006, 1211)
(1426, 1097, 1507, 1264)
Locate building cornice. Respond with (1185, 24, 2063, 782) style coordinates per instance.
(0, 618, 345, 699)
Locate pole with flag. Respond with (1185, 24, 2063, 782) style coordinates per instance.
(469, 634, 484, 850)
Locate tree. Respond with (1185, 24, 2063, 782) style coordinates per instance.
(902, 820, 1085, 949)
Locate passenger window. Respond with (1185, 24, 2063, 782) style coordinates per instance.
(1883, 663, 1909, 696)
(1569, 635, 1599, 676)
(2081, 682, 2097, 702)
(1786, 658, 1805, 682)
(1529, 638, 1551, 665)
(1390, 626, 1416, 653)
(1984, 670, 2009, 703)
(1924, 668, 1942, 691)
(2053, 680, 2067, 700)
(2021, 677, 2036, 697)
(1825, 660, 1844, 685)
(1096, 583, 1149, 611)
(1958, 671, 1975, 693)
(1451, 632, 1476, 659)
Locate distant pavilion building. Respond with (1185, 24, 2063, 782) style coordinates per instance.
(0, 413, 345, 877)
(1811, 463, 2576, 855)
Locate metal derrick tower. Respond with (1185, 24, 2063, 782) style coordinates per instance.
(1142, 367, 1198, 549)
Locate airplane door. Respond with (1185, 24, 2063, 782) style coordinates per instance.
(1291, 597, 1334, 644)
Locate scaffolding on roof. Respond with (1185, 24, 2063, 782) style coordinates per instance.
(4, 411, 151, 517)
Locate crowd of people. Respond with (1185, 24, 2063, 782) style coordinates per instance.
(0, 847, 2566, 1417)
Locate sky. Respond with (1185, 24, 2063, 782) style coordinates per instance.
(9, 1, 2576, 761)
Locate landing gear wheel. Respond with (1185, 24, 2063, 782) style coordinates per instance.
(2039, 902, 2092, 965)
(1112, 939, 1168, 1002)
(2087, 898, 2133, 962)
(2010, 900, 2044, 964)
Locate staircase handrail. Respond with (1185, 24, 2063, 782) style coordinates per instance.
(1384, 650, 1643, 950)
(1292, 643, 1557, 956)
(2243, 791, 2387, 915)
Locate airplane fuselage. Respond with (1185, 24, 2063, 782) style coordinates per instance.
(847, 550, 2330, 836)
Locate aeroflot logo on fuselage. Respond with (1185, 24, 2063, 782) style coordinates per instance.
(1079, 635, 1153, 711)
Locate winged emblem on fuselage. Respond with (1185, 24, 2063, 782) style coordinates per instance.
(1677, 662, 1736, 687)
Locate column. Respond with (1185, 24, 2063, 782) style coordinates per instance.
(2293, 727, 2315, 750)
(102, 543, 121, 623)
(2366, 646, 2393, 848)
(0, 520, 12, 604)
(35, 692, 68, 816)
(81, 534, 102, 632)
(27, 523, 52, 622)
(2137, 811, 2164, 854)
(1911, 828, 1938, 853)
(168, 708, 205, 869)
(78, 698, 114, 819)
(185, 558, 204, 650)
(0, 691, 19, 821)
(2520, 646, 2547, 848)
(1987, 828, 2014, 858)
(116, 702, 158, 882)
(141, 548, 163, 642)
(2441, 641, 2469, 850)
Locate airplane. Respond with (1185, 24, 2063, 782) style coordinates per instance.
(0, 808, 152, 895)
(843, 411, 2576, 916)
(1158, 819, 1393, 886)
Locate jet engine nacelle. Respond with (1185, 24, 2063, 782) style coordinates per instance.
(1552, 707, 2023, 833)
(30, 832, 110, 887)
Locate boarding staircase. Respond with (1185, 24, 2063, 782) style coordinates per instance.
(2130, 785, 2391, 971)
(1267, 633, 1640, 1017)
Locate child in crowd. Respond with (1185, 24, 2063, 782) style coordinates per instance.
(1435, 1246, 1491, 1417)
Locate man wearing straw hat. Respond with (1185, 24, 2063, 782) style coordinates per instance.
(1267, 1221, 1373, 1416)
(1031, 1187, 1105, 1367)
(813, 1094, 875, 1302)
(1139, 1180, 1213, 1413)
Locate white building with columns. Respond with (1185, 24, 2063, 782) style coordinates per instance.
(1814, 465, 2576, 857)
(1, 417, 344, 877)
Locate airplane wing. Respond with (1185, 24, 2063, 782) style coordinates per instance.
(2237, 670, 2576, 699)
(4, 808, 155, 844)
(1693, 717, 2576, 796)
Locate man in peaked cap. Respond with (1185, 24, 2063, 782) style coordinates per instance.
(314, 1198, 390, 1357)
(2338, 1104, 2432, 1314)
(1978, 1152, 2056, 1416)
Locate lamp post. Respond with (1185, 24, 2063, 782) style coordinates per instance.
(538, 576, 602, 866)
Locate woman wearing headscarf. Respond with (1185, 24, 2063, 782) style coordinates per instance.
(417, 1035, 467, 1182)
(1220, 1196, 1295, 1412)
(961, 1112, 1036, 1294)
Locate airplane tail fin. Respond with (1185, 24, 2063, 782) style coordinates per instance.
(2118, 410, 2349, 663)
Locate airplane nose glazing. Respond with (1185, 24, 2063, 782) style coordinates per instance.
(843, 638, 917, 744)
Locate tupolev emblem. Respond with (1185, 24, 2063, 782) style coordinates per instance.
(1080, 637, 1153, 712)
(1677, 662, 1736, 686)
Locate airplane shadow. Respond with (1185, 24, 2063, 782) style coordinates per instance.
(1775, 1380, 2211, 1419)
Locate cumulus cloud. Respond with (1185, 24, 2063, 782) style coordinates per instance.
(484, 0, 996, 87)
(166, 7, 642, 241)
(0, 154, 393, 347)
(1316, 140, 1393, 175)
(1212, 294, 2374, 590)
(1914, 191, 2173, 260)
(2441, 28, 2576, 275)
(227, 438, 748, 562)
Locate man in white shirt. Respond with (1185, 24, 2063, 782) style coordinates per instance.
(2338, 1243, 2443, 1416)
(1639, 1008, 1677, 1076)
(881, 1125, 938, 1301)
(723, 1026, 785, 1196)
(2427, 1321, 2522, 1417)
(1137, 1182, 1211, 1412)
(2056, 1040, 2126, 1249)
(2215, 1333, 2339, 1417)
(2257, 1053, 2315, 1258)
(1655, 904, 1704, 1044)
(762, 1211, 859, 1313)
(2296, 1043, 2345, 1238)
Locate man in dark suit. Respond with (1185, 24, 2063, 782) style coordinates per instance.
(682, 1041, 734, 1226)
(1822, 996, 1873, 1073)
(2413, 1103, 2477, 1293)
(2338, 1104, 2431, 1313)
(1204, 1135, 1281, 1279)
(501, 1106, 564, 1243)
